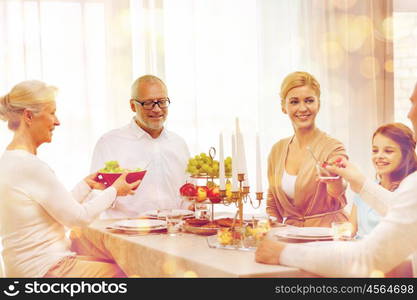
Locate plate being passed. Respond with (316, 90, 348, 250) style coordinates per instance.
(107, 219, 166, 231)
(144, 209, 194, 219)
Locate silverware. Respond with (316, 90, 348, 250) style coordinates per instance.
(306, 146, 332, 177)
(306, 146, 320, 164)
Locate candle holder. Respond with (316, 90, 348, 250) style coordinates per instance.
(217, 173, 264, 250)
(219, 173, 263, 221)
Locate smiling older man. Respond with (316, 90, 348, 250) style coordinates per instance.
(90, 75, 190, 218)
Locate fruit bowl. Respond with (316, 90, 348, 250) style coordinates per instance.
(190, 173, 218, 179)
(95, 170, 147, 188)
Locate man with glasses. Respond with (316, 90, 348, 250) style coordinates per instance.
(90, 75, 190, 218)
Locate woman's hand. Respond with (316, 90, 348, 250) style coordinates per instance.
(84, 172, 106, 190)
(316, 156, 346, 197)
(255, 238, 285, 265)
(324, 157, 366, 193)
(111, 172, 141, 196)
(316, 156, 343, 181)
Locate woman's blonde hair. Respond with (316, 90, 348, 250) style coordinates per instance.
(0, 80, 57, 130)
(280, 71, 321, 106)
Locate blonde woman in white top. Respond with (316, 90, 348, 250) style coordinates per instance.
(255, 82, 417, 277)
(0, 80, 140, 277)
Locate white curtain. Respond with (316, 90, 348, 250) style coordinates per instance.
(0, 0, 134, 187)
(0, 0, 394, 215)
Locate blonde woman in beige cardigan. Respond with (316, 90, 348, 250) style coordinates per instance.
(266, 72, 349, 227)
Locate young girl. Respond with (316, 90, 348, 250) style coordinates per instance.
(351, 123, 417, 238)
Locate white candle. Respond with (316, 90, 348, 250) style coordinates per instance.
(235, 117, 241, 173)
(231, 134, 238, 191)
(256, 134, 263, 193)
(238, 131, 249, 186)
(219, 133, 225, 190)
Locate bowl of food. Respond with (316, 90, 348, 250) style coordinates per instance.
(95, 161, 146, 188)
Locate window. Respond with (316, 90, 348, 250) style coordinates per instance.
(393, 0, 417, 127)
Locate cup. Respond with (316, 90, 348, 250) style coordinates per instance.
(166, 210, 183, 236)
(331, 221, 353, 241)
(194, 203, 211, 220)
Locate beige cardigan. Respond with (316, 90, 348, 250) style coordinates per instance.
(266, 129, 349, 227)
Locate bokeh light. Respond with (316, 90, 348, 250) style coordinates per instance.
(384, 59, 394, 73)
(162, 259, 176, 276)
(337, 15, 372, 53)
(370, 270, 385, 278)
(321, 40, 345, 69)
(183, 270, 198, 278)
(382, 17, 394, 41)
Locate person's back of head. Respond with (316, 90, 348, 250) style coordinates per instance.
(0, 80, 57, 131)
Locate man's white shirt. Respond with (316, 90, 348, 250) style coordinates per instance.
(91, 118, 190, 218)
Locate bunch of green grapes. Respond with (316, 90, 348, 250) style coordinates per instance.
(224, 156, 232, 177)
(99, 160, 142, 173)
(186, 153, 232, 177)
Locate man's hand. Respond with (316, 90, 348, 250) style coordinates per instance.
(324, 157, 366, 193)
(255, 238, 285, 265)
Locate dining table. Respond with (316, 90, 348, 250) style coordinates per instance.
(76, 218, 318, 278)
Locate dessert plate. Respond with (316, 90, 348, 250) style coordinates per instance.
(107, 219, 166, 231)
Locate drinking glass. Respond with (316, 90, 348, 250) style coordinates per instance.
(194, 203, 211, 220)
(166, 210, 183, 236)
(331, 221, 353, 241)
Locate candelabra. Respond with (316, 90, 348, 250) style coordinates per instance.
(220, 173, 263, 220)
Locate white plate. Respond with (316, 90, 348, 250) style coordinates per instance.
(107, 219, 166, 230)
(274, 226, 333, 240)
(144, 209, 194, 218)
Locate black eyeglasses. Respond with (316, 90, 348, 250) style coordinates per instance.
(132, 98, 170, 110)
